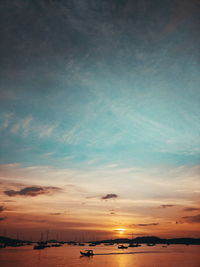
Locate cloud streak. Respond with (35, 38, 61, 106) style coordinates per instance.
(0, 113, 57, 139)
(182, 214, 200, 223)
(160, 205, 175, 208)
(0, 205, 6, 212)
(133, 223, 159, 227)
(183, 207, 200, 212)
(4, 186, 61, 197)
(101, 194, 118, 200)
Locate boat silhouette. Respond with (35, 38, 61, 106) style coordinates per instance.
(80, 250, 94, 256)
(118, 245, 128, 249)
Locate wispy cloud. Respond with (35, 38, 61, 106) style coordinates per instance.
(0, 113, 57, 139)
(11, 116, 33, 135)
(160, 204, 175, 208)
(43, 152, 56, 157)
(38, 124, 57, 138)
(0, 112, 13, 131)
(183, 207, 200, 212)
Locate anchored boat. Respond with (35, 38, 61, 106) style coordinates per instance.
(118, 245, 128, 249)
(129, 243, 141, 247)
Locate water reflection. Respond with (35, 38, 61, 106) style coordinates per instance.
(36, 250, 41, 267)
(0, 244, 200, 267)
(117, 254, 136, 267)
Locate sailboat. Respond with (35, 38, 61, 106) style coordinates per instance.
(33, 233, 48, 250)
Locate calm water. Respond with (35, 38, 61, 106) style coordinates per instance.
(0, 244, 200, 267)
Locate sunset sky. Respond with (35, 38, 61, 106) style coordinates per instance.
(0, 0, 200, 241)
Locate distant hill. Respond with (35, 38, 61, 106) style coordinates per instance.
(1, 235, 200, 246)
(0, 236, 31, 245)
(96, 236, 200, 245)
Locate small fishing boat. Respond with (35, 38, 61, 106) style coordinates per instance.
(118, 245, 128, 249)
(80, 250, 94, 256)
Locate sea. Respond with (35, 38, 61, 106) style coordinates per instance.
(0, 243, 199, 267)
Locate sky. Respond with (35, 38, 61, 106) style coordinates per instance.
(0, 0, 200, 241)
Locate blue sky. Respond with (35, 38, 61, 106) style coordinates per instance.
(0, 46, 199, 168)
(0, 1, 199, 170)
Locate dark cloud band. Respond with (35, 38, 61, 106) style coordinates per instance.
(4, 186, 61, 197)
(101, 193, 118, 200)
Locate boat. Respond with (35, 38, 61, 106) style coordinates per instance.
(129, 243, 141, 247)
(80, 250, 94, 256)
(51, 243, 62, 247)
(33, 240, 49, 250)
(0, 243, 6, 248)
(33, 233, 48, 250)
(78, 243, 85, 246)
(33, 244, 46, 250)
(118, 245, 128, 249)
(147, 243, 156, 246)
(89, 243, 96, 246)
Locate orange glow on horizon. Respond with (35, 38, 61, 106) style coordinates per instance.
(114, 228, 126, 235)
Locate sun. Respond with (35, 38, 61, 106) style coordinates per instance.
(115, 228, 126, 235)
